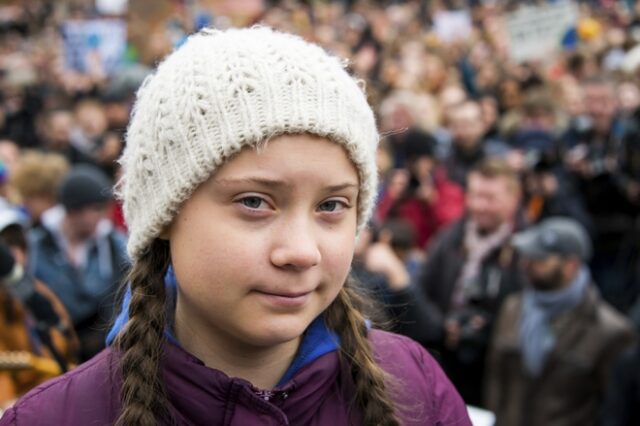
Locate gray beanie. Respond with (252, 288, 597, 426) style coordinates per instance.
(59, 165, 113, 210)
(118, 26, 380, 261)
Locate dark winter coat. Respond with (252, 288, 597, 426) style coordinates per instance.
(485, 285, 635, 426)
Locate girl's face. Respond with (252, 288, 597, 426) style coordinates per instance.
(168, 134, 359, 351)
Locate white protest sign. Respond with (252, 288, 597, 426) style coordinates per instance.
(62, 19, 127, 75)
(96, 0, 128, 15)
(434, 10, 473, 44)
(506, 1, 578, 63)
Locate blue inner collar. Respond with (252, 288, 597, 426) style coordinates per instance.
(106, 266, 340, 387)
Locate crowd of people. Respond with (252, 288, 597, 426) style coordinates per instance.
(0, 0, 638, 424)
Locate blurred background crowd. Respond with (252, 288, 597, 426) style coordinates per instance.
(0, 0, 638, 424)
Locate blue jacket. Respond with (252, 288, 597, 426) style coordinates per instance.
(28, 207, 129, 325)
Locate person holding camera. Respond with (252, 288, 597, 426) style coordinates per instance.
(485, 217, 635, 426)
(563, 76, 637, 312)
(418, 157, 527, 406)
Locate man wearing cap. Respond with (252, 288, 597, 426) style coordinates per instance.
(27, 165, 128, 361)
(485, 217, 635, 426)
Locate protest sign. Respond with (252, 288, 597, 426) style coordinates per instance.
(61, 19, 127, 75)
(434, 10, 473, 44)
(96, 0, 128, 15)
(506, 1, 578, 63)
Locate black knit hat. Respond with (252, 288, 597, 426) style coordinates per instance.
(58, 165, 113, 210)
(403, 129, 435, 161)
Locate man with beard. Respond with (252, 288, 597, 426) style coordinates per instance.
(485, 217, 635, 426)
(418, 158, 527, 406)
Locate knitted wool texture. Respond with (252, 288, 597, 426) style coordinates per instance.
(118, 27, 380, 260)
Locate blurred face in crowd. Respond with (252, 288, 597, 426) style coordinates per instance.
(617, 82, 640, 115)
(499, 80, 522, 111)
(466, 172, 520, 234)
(448, 102, 486, 151)
(423, 54, 447, 92)
(476, 62, 500, 92)
(563, 84, 584, 118)
(439, 85, 467, 111)
(64, 203, 109, 242)
(409, 155, 435, 182)
(46, 111, 74, 148)
(583, 82, 617, 134)
(104, 101, 131, 130)
(389, 104, 414, 131)
(522, 254, 577, 291)
(75, 101, 108, 138)
(520, 108, 556, 132)
(386, 169, 409, 199)
(480, 96, 499, 131)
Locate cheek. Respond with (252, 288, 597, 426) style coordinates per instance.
(467, 194, 490, 214)
(496, 195, 516, 216)
(320, 233, 356, 287)
(172, 220, 261, 282)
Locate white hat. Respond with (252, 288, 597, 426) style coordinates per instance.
(118, 27, 379, 260)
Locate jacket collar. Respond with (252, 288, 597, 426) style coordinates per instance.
(161, 336, 346, 425)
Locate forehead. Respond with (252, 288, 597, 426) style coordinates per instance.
(212, 134, 359, 183)
(527, 253, 562, 266)
(467, 172, 514, 193)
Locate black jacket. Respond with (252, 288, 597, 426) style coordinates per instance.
(418, 217, 527, 321)
(417, 216, 527, 405)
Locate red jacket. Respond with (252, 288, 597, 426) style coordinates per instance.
(377, 168, 464, 248)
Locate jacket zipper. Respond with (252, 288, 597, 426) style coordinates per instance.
(254, 389, 289, 403)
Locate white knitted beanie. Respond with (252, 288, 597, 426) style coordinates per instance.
(118, 26, 379, 260)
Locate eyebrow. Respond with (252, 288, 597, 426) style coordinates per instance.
(213, 177, 359, 192)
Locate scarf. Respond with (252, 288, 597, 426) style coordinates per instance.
(519, 266, 589, 377)
(452, 220, 512, 308)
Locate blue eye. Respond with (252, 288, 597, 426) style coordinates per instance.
(319, 200, 346, 212)
(241, 196, 266, 209)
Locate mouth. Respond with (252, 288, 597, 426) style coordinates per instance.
(253, 289, 313, 309)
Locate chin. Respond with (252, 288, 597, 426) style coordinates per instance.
(247, 317, 312, 348)
(476, 220, 500, 233)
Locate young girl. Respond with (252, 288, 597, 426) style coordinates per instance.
(0, 27, 470, 425)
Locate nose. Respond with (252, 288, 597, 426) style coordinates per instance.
(270, 219, 321, 271)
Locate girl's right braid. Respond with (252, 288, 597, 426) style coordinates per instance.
(114, 239, 171, 426)
(325, 277, 401, 426)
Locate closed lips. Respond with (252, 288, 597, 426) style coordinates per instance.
(255, 290, 312, 298)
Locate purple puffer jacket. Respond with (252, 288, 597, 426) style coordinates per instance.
(0, 330, 471, 425)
